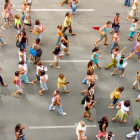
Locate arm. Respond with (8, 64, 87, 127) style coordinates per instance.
(119, 47, 126, 55)
(134, 23, 137, 30)
(102, 124, 107, 135)
(20, 54, 24, 61)
(99, 25, 106, 31)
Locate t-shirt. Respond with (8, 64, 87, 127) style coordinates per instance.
(120, 101, 129, 113)
(15, 19, 21, 29)
(54, 47, 61, 55)
(117, 56, 126, 68)
(57, 77, 66, 88)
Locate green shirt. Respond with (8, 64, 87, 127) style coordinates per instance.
(135, 117, 140, 129)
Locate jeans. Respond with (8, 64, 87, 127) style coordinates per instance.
(71, 6, 77, 13)
(56, 35, 61, 45)
(125, 0, 131, 6)
(82, 76, 88, 84)
(20, 74, 29, 83)
(21, 43, 26, 50)
(129, 31, 136, 38)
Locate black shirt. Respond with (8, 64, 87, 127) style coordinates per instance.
(54, 46, 61, 55)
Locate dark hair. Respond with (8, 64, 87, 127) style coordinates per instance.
(87, 60, 93, 68)
(37, 61, 43, 66)
(20, 47, 24, 52)
(124, 100, 130, 107)
(88, 82, 95, 91)
(63, 34, 68, 40)
(15, 71, 20, 76)
(19, 61, 24, 65)
(92, 47, 99, 53)
(4, 3, 8, 9)
(35, 38, 40, 44)
(57, 25, 62, 29)
(119, 55, 125, 64)
(65, 12, 70, 17)
(114, 47, 119, 51)
(116, 12, 120, 16)
(85, 96, 90, 102)
(15, 124, 21, 133)
(102, 116, 108, 123)
(40, 70, 45, 76)
(22, 30, 26, 36)
(118, 87, 124, 92)
(134, 18, 138, 23)
(35, 20, 40, 25)
(107, 20, 111, 24)
(108, 131, 113, 139)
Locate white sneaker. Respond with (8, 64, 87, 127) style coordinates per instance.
(96, 135, 101, 140)
(61, 112, 67, 116)
(126, 131, 137, 138)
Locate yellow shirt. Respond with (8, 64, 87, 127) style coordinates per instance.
(64, 17, 71, 27)
(114, 91, 120, 99)
(57, 77, 66, 88)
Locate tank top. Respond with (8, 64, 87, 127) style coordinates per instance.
(19, 64, 28, 75)
(103, 27, 109, 34)
(71, 0, 77, 7)
(76, 122, 86, 137)
(18, 51, 26, 62)
(24, 13, 30, 24)
(132, 0, 138, 10)
(34, 25, 42, 31)
(36, 65, 43, 75)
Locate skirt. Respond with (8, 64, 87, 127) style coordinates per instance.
(116, 109, 128, 121)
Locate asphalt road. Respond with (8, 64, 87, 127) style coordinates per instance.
(0, 0, 139, 140)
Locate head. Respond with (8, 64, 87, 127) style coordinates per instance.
(80, 121, 86, 127)
(65, 12, 70, 17)
(63, 34, 68, 40)
(102, 116, 109, 123)
(40, 70, 45, 76)
(23, 1, 28, 5)
(115, 30, 120, 34)
(4, 3, 8, 9)
(57, 25, 62, 30)
(114, 46, 119, 52)
(134, 18, 138, 23)
(85, 96, 90, 103)
(54, 89, 60, 96)
(35, 38, 40, 44)
(119, 55, 125, 64)
(108, 131, 113, 138)
(14, 14, 20, 20)
(88, 82, 95, 91)
(15, 124, 21, 133)
(92, 47, 99, 53)
(124, 100, 130, 107)
(19, 61, 24, 65)
(88, 60, 94, 67)
(37, 61, 43, 66)
(116, 12, 120, 17)
(59, 73, 64, 79)
(35, 20, 40, 25)
(116, 87, 124, 93)
(106, 20, 112, 27)
(21, 30, 26, 36)
(15, 71, 20, 76)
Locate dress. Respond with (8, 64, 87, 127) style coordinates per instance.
(92, 52, 99, 65)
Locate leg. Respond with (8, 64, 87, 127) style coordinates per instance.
(112, 115, 119, 121)
(62, 27, 67, 34)
(104, 36, 109, 45)
(106, 59, 115, 69)
(49, 103, 55, 111)
(120, 70, 124, 77)
(22, 74, 30, 83)
(82, 76, 88, 84)
(57, 105, 64, 115)
(111, 68, 118, 76)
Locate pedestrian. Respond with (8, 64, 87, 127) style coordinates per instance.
(0, 34, 7, 48)
(76, 121, 87, 140)
(0, 67, 7, 87)
(39, 70, 48, 96)
(126, 116, 140, 139)
(127, 18, 138, 41)
(111, 54, 132, 77)
(82, 60, 94, 84)
(50, 45, 61, 68)
(6, 0, 13, 21)
(112, 100, 131, 123)
(132, 70, 140, 90)
(21, 1, 29, 21)
(12, 71, 23, 98)
(57, 73, 70, 93)
(22, 8, 32, 32)
(111, 13, 120, 33)
(60, 0, 69, 6)
(18, 61, 30, 84)
(60, 34, 70, 55)
(49, 89, 67, 115)
(69, 0, 78, 15)
(124, 0, 131, 7)
(30, 39, 42, 64)
(1, 3, 11, 30)
(96, 116, 109, 140)
(91, 47, 102, 69)
(94, 20, 112, 47)
(14, 14, 21, 35)
(15, 124, 26, 140)
(26, 0, 32, 12)
(127, 0, 139, 19)
(32, 20, 45, 41)
(108, 86, 124, 109)
(62, 12, 76, 36)
(83, 95, 96, 122)
(105, 47, 126, 70)
(56, 25, 63, 46)
(111, 30, 120, 53)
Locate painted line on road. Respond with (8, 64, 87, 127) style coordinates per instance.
(29, 125, 97, 129)
(16, 9, 95, 12)
(29, 60, 89, 63)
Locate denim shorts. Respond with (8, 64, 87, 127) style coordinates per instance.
(117, 66, 125, 71)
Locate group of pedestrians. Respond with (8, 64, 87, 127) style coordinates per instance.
(0, 0, 140, 140)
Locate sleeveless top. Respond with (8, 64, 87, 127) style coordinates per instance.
(36, 65, 43, 75)
(103, 27, 109, 34)
(76, 122, 86, 137)
(64, 17, 71, 27)
(18, 51, 26, 62)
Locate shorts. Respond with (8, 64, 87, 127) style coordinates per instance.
(54, 55, 60, 62)
(129, 9, 136, 17)
(100, 34, 107, 40)
(36, 75, 40, 81)
(116, 109, 128, 121)
(16, 85, 23, 92)
(40, 83, 48, 91)
(112, 97, 119, 105)
(117, 66, 125, 71)
(61, 43, 67, 49)
(4, 17, 10, 23)
(24, 23, 32, 26)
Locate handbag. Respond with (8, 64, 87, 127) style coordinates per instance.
(32, 29, 39, 36)
(16, 40, 21, 48)
(99, 30, 105, 36)
(30, 46, 37, 56)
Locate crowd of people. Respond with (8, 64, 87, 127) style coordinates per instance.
(0, 0, 140, 139)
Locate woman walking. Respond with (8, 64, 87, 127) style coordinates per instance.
(56, 25, 63, 46)
(12, 71, 23, 98)
(69, 0, 78, 15)
(112, 100, 131, 123)
(94, 21, 112, 47)
(49, 90, 67, 115)
(14, 14, 21, 35)
(96, 116, 109, 140)
(39, 70, 48, 96)
(15, 124, 26, 140)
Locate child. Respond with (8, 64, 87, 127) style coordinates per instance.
(132, 70, 140, 90)
(57, 73, 70, 93)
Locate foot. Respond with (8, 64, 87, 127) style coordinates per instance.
(128, 38, 133, 41)
(2, 42, 7, 45)
(104, 43, 110, 45)
(111, 73, 115, 76)
(13, 94, 18, 98)
(49, 63, 53, 67)
(108, 105, 114, 109)
(121, 120, 127, 123)
(97, 66, 102, 69)
(112, 118, 116, 122)
(96, 135, 101, 140)
(39, 91, 43, 96)
(88, 118, 93, 122)
(94, 42, 98, 47)
(3, 83, 7, 87)
(49, 107, 56, 111)
(83, 115, 88, 117)
(1, 26, 6, 30)
(120, 74, 124, 77)
(61, 112, 67, 116)
(64, 91, 70, 93)
(71, 32, 76, 36)
(105, 67, 108, 70)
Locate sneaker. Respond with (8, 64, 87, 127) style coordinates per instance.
(96, 135, 101, 140)
(111, 73, 115, 76)
(61, 112, 67, 116)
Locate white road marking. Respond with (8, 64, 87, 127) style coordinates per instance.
(16, 9, 95, 12)
(29, 60, 89, 63)
(29, 125, 97, 129)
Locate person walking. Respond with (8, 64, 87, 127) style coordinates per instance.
(21, 1, 29, 21)
(15, 124, 26, 140)
(56, 25, 63, 46)
(49, 90, 67, 115)
(62, 12, 76, 36)
(76, 121, 87, 140)
(96, 116, 109, 140)
(132, 70, 140, 90)
(108, 86, 124, 109)
(69, 0, 78, 15)
(14, 14, 21, 35)
(126, 116, 140, 139)
(39, 70, 48, 96)
(12, 71, 23, 98)
(111, 13, 120, 33)
(94, 21, 112, 47)
(112, 100, 131, 123)
(18, 47, 28, 64)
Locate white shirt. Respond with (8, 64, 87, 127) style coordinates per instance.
(120, 101, 129, 113)
(76, 122, 86, 138)
(18, 51, 26, 62)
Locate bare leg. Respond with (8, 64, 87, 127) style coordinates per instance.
(112, 115, 119, 121)
(95, 39, 102, 47)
